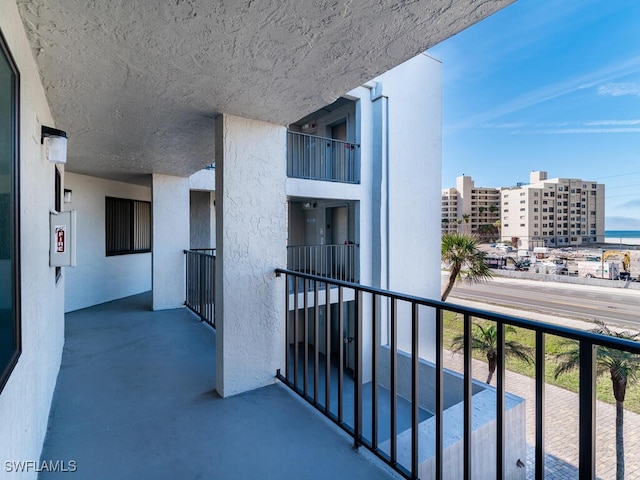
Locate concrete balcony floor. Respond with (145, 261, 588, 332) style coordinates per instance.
(39, 292, 398, 480)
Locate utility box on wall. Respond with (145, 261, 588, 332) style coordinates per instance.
(50, 210, 77, 267)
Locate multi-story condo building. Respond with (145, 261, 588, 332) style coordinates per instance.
(441, 175, 501, 236)
(501, 171, 605, 249)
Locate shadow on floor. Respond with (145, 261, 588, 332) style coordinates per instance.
(39, 292, 397, 480)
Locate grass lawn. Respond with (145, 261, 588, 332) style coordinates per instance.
(442, 311, 640, 414)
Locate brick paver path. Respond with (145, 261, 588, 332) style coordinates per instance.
(443, 352, 640, 479)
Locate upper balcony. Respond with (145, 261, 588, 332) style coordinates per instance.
(287, 131, 360, 184)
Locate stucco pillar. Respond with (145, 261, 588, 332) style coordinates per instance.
(152, 174, 190, 310)
(215, 114, 287, 397)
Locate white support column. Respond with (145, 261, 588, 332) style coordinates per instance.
(215, 114, 287, 398)
(152, 174, 190, 310)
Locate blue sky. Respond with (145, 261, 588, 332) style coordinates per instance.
(427, 0, 640, 230)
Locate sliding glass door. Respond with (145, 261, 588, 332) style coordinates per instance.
(0, 32, 20, 392)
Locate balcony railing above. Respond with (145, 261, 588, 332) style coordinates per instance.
(287, 131, 360, 184)
(287, 244, 359, 283)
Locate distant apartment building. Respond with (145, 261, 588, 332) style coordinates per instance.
(441, 175, 501, 235)
(501, 171, 605, 249)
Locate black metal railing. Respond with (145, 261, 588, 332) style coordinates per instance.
(184, 249, 216, 327)
(287, 244, 359, 283)
(191, 247, 216, 255)
(287, 131, 360, 183)
(275, 268, 640, 480)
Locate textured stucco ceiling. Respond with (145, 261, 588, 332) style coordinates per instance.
(16, 0, 514, 180)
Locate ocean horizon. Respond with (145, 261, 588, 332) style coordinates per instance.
(605, 230, 640, 238)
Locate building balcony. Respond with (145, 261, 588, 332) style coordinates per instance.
(287, 131, 360, 184)
(38, 292, 394, 480)
(38, 271, 640, 480)
(287, 244, 359, 284)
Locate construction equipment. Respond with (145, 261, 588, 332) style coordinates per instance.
(507, 256, 530, 271)
(602, 251, 631, 277)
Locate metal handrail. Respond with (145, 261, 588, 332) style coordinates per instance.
(287, 131, 360, 183)
(275, 268, 640, 480)
(184, 250, 216, 328)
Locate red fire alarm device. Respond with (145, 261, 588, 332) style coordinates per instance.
(50, 210, 76, 267)
(55, 226, 65, 253)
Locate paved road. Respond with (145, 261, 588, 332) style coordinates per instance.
(446, 275, 640, 329)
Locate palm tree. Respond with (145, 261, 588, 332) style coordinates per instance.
(441, 233, 493, 302)
(554, 321, 640, 480)
(451, 323, 533, 384)
(493, 219, 501, 239)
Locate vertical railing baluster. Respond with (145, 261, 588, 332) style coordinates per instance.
(338, 286, 344, 423)
(303, 278, 309, 397)
(579, 341, 596, 480)
(314, 280, 319, 406)
(411, 302, 419, 480)
(354, 289, 363, 449)
(496, 322, 505, 480)
(536, 331, 546, 479)
(435, 307, 443, 480)
(372, 293, 379, 449)
(285, 274, 290, 382)
(205, 256, 210, 323)
(463, 313, 472, 480)
(390, 297, 398, 464)
(325, 280, 331, 414)
(293, 272, 299, 390)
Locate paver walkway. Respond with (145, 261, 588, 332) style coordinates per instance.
(446, 295, 640, 480)
(443, 352, 640, 479)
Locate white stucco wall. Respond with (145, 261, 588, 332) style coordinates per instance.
(368, 54, 442, 360)
(215, 114, 286, 397)
(0, 4, 65, 476)
(374, 53, 442, 301)
(152, 174, 190, 310)
(63, 173, 152, 312)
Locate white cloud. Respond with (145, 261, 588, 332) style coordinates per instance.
(598, 82, 640, 98)
(585, 119, 640, 126)
(513, 127, 640, 135)
(451, 56, 640, 130)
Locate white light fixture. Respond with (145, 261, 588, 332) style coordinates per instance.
(41, 126, 68, 164)
(63, 189, 72, 203)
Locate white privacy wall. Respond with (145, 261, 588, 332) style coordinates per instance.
(64, 173, 152, 312)
(0, 3, 65, 476)
(152, 174, 190, 311)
